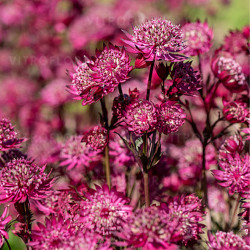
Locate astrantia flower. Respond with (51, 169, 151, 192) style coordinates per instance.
(170, 61, 201, 95)
(0, 207, 11, 247)
(29, 215, 77, 249)
(0, 118, 25, 151)
(212, 154, 250, 195)
(118, 206, 176, 249)
(157, 101, 186, 134)
(207, 231, 250, 250)
(89, 43, 132, 90)
(60, 135, 102, 170)
(208, 186, 227, 213)
(223, 100, 248, 123)
(0, 158, 54, 203)
(124, 99, 158, 135)
(79, 184, 132, 236)
(162, 194, 205, 244)
(212, 56, 246, 92)
(68, 58, 104, 106)
(182, 20, 213, 56)
(123, 17, 186, 61)
(82, 126, 108, 151)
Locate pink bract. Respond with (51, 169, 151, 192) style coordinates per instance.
(0, 207, 11, 247)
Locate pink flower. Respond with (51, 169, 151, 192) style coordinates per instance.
(157, 101, 186, 134)
(79, 184, 132, 236)
(60, 135, 102, 171)
(0, 207, 11, 247)
(117, 206, 178, 249)
(207, 231, 250, 250)
(170, 61, 201, 95)
(182, 20, 213, 56)
(0, 158, 54, 203)
(161, 194, 205, 244)
(123, 17, 186, 61)
(41, 79, 70, 107)
(208, 186, 227, 213)
(223, 100, 248, 123)
(68, 44, 132, 106)
(0, 118, 25, 151)
(124, 99, 158, 135)
(82, 126, 108, 151)
(212, 56, 246, 92)
(212, 154, 250, 195)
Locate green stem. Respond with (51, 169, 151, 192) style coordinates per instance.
(3, 236, 11, 250)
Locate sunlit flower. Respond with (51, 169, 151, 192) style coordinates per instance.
(80, 184, 132, 236)
(123, 17, 186, 61)
(0, 158, 54, 203)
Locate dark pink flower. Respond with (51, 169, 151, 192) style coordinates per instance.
(79, 184, 132, 236)
(157, 101, 186, 134)
(0, 118, 25, 151)
(117, 206, 178, 249)
(124, 99, 158, 135)
(82, 126, 108, 151)
(0, 207, 11, 247)
(0, 158, 54, 203)
(212, 56, 246, 92)
(223, 100, 248, 123)
(161, 194, 205, 244)
(182, 20, 213, 56)
(212, 154, 250, 195)
(170, 61, 201, 95)
(60, 135, 102, 171)
(123, 17, 186, 61)
(207, 231, 250, 250)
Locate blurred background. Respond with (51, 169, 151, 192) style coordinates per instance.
(0, 0, 249, 248)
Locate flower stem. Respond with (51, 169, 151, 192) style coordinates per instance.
(143, 172, 150, 207)
(118, 83, 124, 100)
(229, 194, 240, 230)
(100, 98, 111, 189)
(3, 236, 11, 250)
(146, 59, 155, 101)
(202, 143, 208, 207)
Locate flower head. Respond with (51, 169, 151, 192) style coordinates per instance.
(212, 56, 246, 92)
(182, 20, 213, 56)
(118, 206, 177, 249)
(60, 135, 102, 171)
(207, 231, 250, 250)
(0, 118, 25, 151)
(123, 17, 186, 61)
(212, 154, 250, 195)
(68, 44, 132, 106)
(0, 158, 54, 203)
(82, 126, 108, 151)
(157, 101, 186, 134)
(170, 61, 201, 95)
(223, 100, 248, 123)
(124, 99, 158, 135)
(79, 184, 132, 236)
(0, 207, 11, 247)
